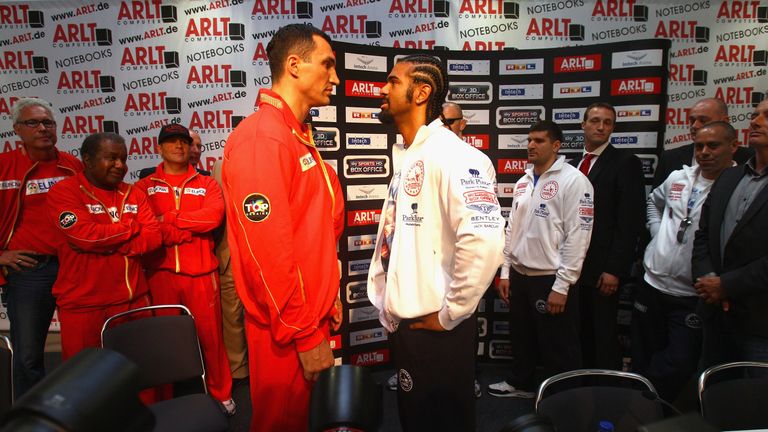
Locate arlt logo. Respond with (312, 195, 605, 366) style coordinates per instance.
(251, 0, 313, 18)
(527, 18, 584, 41)
(655, 20, 709, 42)
(591, 0, 648, 22)
(554, 54, 601, 73)
(351, 349, 389, 367)
(190, 110, 243, 131)
(458, 0, 519, 18)
(121, 46, 179, 69)
(714, 44, 759, 65)
(715, 86, 757, 107)
(389, 0, 449, 18)
(57, 70, 115, 93)
(0, 50, 48, 73)
(347, 209, 381, 227)
(52, 23, 111, 46)
(463, 134, 489, 150)
(185, 17, 244, 40)
(124, 92, 181, 115)
(497, 158, 528, 174)
(669, 64, 707, 86)
(322, 15, 381, 38)
(187, 65, 246, 88)
(345, 80, 385, 98)
(611, 77, 661, 96)
(61, 115, 119, 136)
(716, 1, 768, 22)
(117, 0, 177, 23)
(0, 4, 44, 28)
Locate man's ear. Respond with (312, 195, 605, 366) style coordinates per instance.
(414, 84, 433, 106)
(285, 54, 301, 79)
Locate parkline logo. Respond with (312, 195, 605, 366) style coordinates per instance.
(251, 0, 313, 19)
(388, 0, 449, 18)
(347, 209, 381, 226)
(554, 54, 601, 73)
(591, 0, 648, 21)
(121, 46, 179, 70)
(345, 80, 385, 98)
(124, 92, 180, 115)
(0, 50, 47, 74)
(526, 18, 584, 41)
(322, 15, 381, 38)
(610, 77, 661, 95)
(654, 20, 709, 42)
(117, 0, 177, 24)
(56, 70, 115, 94)
(51, 23, 111, 46)
(716, 1, 768, 23)
(186, 65, 246, 88)
(0, 4, 44, 28)
(184, 17, 245, 41)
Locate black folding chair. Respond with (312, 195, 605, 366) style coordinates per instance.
(535, 369, 664, 432)
(0, 335, 12, 416)
(101, 304, 228, 432)
(698, 361, 768, 430)
(309, 365, 381, 432)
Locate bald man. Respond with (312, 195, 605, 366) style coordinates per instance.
(441, 102, 467, 139)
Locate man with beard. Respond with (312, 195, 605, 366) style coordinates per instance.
(368, 55, 503, 431)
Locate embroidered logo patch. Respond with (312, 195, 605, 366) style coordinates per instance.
(398, 369, 413, 392)
(242, 193, 270, 223)
(300, 152, 317, 172)
(403, 160, 425, 196)
(59, 211, 77, 229)
(685, 313, 702, 329)
(540, 180, 559, 200)
(535, 299, 548, 314)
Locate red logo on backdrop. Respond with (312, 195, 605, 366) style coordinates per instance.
(117, 0, 164, 20)
(0, 50, 35, 71)
(458, 0, 507, 14)
(62, 115, 104, 134)
(252, 42, 267, 62)
(128, 136, 159, 156)
(185, 17, 230, 37)
(554, 54, 601, 73)
(0, 4, 30, 24)
(329, 334, 342, 351)
(498, 159, 528, 175)
(717, 1, 764, 20)
(592, 0, 636, 17)
(52, 23, 108, 45)
(463, 134, 489, 150)
(351, 349, 390, 366)
(655, 20, 706, 41)
(715, 45, 756, 63)
(187, 65, 240, 85)
(190, 110, 234, 130)
(124, 92, 169, 112)
(121, 46, 167, 66)
(252, 0, 300, 15)
(390, 0, 432, 13)
(322, 15, 368, 34)
(345, 80, 385, 98)
(0, 96, 19, 116)
(527, 18, 571, 37)
(56, 70, 114, 93)
(715, 86, 754, 106)
(611, 77, 661, 96)
(347, 209, 381, 227)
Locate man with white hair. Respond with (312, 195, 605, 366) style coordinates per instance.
(0, 97, 82, 397)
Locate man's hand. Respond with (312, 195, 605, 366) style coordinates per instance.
(0, 250, 38, 271)
(547, 291, 567, 315)
(695, 275, 725, 304)
(408, 312, 446, 332)
(597, 272, 620, 296)
(331, 296, 343, 332)
(297, 339, 334, 382)
(496, 279, 510, 304)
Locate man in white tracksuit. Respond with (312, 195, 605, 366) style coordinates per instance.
(489, 120, 593, 398)
(367, 55, 504, 431)
(632, 121, 737, 401)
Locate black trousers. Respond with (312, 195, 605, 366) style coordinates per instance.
(390, 314, 476, 432)
(631, 280, 702, 401)
(579, 282, 621, 370)
(506, 270, 581, 390)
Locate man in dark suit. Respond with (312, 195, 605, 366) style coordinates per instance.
(570, 102, 646, 370)
(653, 98, 752, 187)
(138, 129, 210, 179)
(692, 96, 768, 370)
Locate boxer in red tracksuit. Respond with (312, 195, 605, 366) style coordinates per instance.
(135, 124, 232, 406)
(222, 24, 342, 432)
(46, 133, 161, 360)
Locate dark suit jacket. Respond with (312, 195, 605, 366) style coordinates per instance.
(692, 165, 768, 336)
(653, 143, 753, 187)
(570, 145, 646, 285)
(138, 165, 211, 179)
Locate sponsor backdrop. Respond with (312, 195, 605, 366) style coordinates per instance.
(0, 1, 764, 365)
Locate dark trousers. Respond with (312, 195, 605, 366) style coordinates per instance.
(390, 314, 476, 432)
(700, 311, 768, 378)
(579, 282, 621, 370)
(3, 257, 58, 398)
(631, 280, 702, 401)
(506, 270, 581, 390)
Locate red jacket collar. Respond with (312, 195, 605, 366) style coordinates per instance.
(257, 89, 313, 146)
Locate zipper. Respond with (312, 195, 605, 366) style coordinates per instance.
(297, 266, 306, 303)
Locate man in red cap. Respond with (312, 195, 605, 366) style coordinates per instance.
(135, 124, 233, 413)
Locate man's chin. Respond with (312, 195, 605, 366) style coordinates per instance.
(378, 109, 395, 125)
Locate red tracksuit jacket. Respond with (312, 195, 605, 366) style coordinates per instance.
(223, 89, 341, 352)
(46, 172, 161, 309)
(135, 163, 224, 276)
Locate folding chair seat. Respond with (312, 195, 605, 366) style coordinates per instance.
(698, 361, 768, 430)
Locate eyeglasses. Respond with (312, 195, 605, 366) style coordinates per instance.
(676, 217, 692, 243)
(441, 116, 463, 126)
(17, 119, 56, 129)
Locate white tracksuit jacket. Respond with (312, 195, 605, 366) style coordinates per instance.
(501, 156, 594, 295)
(367, 120, 505, 332)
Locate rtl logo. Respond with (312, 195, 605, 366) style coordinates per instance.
(591, 0, 648, 21)
(0, 4, 44, 27)
(57, 70, 115, 92)
(527, 18, 584, 41)
(0, 51, 48, 73)
(117, 0, 177, 22)
(185, 18, 245, 40)
(252, 0, 313, 18)
(463, 134, 489, 150)
(187, 65, 246, 87)
(190, 110, 243, 130)
(458, 0, 519, 18)
(610, 77, 661, 95)
(668, 64, 707, 86)
(124, 92, 181, 114)
(322, 15, 382, 38)
(497, 158, 528, 174)
(52, 23, 112, 46)
(62, 115, 119, 135)
(716, 1, 768, 22)
(655, 20, 709, 42)
(715, 86, 757, 106)
(554, 54, 601, 73)
(121, 46, 179, 68)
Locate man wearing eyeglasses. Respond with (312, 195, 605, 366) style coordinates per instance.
(441, 102, 467, 139)
(633, 121, 737, 401)
(0, 97, 82, 397)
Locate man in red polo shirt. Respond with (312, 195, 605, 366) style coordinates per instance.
(136, 124, 233, 414)
(0, 98, 81, 397)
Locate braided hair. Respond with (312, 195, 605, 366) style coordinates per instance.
(397, 55, 447, 123)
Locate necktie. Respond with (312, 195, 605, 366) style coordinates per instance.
(580, 153, 595, 176)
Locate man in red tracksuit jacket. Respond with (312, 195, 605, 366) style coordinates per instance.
(222, 24, 342, 431)
(46, 132, 161, 360)
(0, 97, 82, 397)
(135, 124, 233, 412)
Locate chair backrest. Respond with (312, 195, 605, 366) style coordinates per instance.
(0, 335, 13, 415)
(309, 365, 381, 432)
(101, 305, 208, 392)
(535, 369, 664, 432)
(698, 361, 768, 430)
